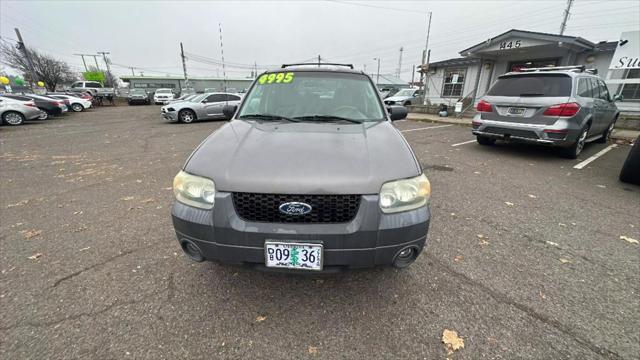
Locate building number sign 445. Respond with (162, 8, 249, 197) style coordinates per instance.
(500, 40, 522, 49)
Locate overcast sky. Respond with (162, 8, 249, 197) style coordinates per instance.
(1, 0, 638, 81)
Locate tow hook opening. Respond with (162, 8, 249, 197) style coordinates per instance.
(180, 239, 205, 262)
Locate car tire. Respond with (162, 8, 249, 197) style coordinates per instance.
(179, 109, 196, 123)
(38, 111, 49, 120)
(2, 111, 25, 126)
(595, 120, 615, 144)
(619, 136, 640, 184)
(71, 103, 84, 112)
(558, 125, 589, 159)
(476, 136, 496, 145)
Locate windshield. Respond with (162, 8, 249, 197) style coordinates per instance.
(394, 89, 415, 97)
(190, 94, 206, 102)
(156, 89, 172, 94)
(488, 74, 572, 97)
(238, 71, 384, 121)
(130, 89, 146, 95)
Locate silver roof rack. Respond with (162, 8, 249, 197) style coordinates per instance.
(517, 65, 597, 74)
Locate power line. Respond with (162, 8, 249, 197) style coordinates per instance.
(324, 0, 428, 14)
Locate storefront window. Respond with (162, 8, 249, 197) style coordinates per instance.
(621, 69, 640, 100)
(442, 68, 465, 97)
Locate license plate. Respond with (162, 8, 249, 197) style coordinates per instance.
(264, 241, 323, 271)
(508, 107, 526, 115)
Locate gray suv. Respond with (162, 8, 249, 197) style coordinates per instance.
(472, 66, 620, 158)
(171, 64, 431, 272)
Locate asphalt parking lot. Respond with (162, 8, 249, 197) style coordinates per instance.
(1, 105, 638, 359)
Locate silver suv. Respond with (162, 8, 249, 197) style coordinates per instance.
(472, 66, 621, 158)
(171, 64, 430, 272)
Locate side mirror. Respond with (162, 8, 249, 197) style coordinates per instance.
(613, 94, 623, 102)
(222, 104, 237, 119)
(387, 105, 408, 121)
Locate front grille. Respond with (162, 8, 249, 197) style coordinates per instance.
(232, 193, 361, 223)
(484, 126, 539, 139)
(384, 100, 396, 105)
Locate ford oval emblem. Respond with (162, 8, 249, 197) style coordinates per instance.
(279, 202, 312, 216)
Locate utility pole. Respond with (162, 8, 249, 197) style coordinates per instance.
(130, 67, 135, 76)
(559, 0, 574, 35)
(421, 11, 432, 105)
(74, 54, 89, 71)
(254, 62, 258, 78)
(396, 47, 404, 78)
(97, 51, 113, 87)
(373, 57, 381, 87)
(14, 28, 37, 90)
(318, 55, 321, 67)
(411, 64, 415, 85)
(180, 42, 189, 88)
(218, 23, 227, 91)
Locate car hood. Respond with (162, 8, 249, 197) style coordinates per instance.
(386, 95, 411, 102)
(184, 120, 421, 194)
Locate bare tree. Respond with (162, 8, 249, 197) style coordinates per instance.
(0, 41, 77, 91)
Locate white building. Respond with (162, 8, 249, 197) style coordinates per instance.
(424, 29, 639, 114)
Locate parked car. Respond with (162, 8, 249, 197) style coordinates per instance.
(170, 64, 429, 272)
(2, 94, 66, 120)
(472, 66, 620, 158)
(619, 136, 640, 184)
(161, 93, 242, 123)
(127, 89, 150, 105)
(0, 96, 43, 125)
(383, 88, 423, 106)
(68, 81, 115, 97)
(153, 88, 175, 104)
(48, 94, 92, 112)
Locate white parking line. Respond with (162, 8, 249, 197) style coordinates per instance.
(573, 144, 618, 169)
(400, 124, 453, 133)
(451, 139, 477, 147)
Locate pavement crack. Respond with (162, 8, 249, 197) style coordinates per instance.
(426, 253, 623, 360)
(51, 249, 136, 288)
(0, 290, 163, 331)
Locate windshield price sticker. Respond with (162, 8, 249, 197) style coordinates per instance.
(258, 72, 294, 85)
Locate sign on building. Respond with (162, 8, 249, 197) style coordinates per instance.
(609, 31, 640, 69)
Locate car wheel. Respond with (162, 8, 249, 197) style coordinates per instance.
(179, 109, 195, 123)
(476, 135, 496, 145)
(595, 121, 615, 144)
(619, 136, 640, 184)
(71, 103, 84, 112)
(558, 126, 588, 159)
(2, 111, 25, 126)
(38, 111, 49, 120)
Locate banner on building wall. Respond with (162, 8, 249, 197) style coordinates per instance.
(609, 31, 639, 69)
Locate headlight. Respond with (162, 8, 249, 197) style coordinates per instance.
(173, 170, 215, 209)
(379, 173, 430, 213)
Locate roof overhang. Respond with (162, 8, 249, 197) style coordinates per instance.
(459, 29, 595, 58)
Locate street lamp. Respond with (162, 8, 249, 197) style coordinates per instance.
(373, 57, 381, 87)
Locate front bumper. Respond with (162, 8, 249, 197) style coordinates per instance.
(471, 116, 581, 147)
(171, 193, 430, 271)
(161, 110, 179, 122)
(128, 98, 148, 104)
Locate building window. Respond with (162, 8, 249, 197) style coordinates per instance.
(442, 68, 466, 97)
(621, 69, 640, 100)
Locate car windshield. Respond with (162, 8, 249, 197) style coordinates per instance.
(156, 89, 172, 94)
(394, 89, 415, 97)
(130, 89, 146, 95)
(238, 71, 384, 121)
(190, 94, 207, 102)
(488, 74, 572, 97)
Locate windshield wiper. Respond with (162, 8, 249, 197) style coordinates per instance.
(293, 115, 363, 124)
(238, 114, 299, 122)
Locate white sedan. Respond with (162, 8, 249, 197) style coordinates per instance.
(48, 94, 92, 112)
